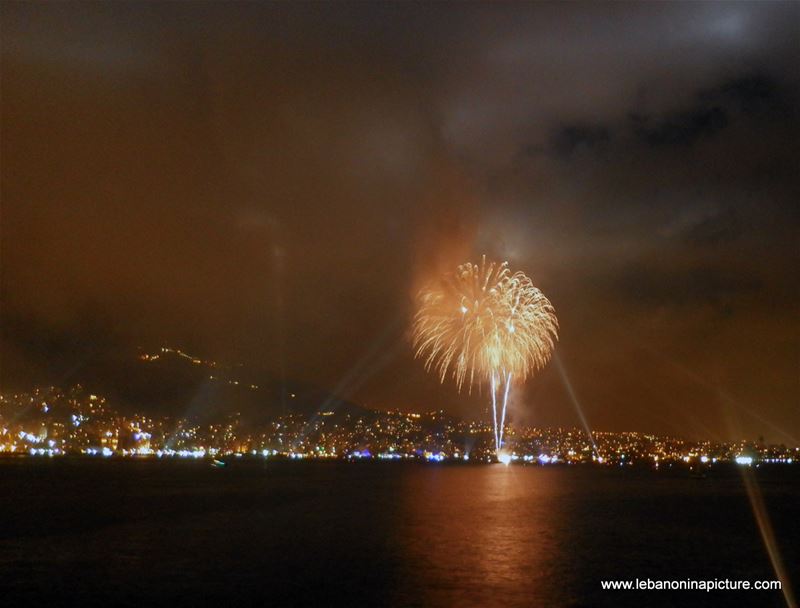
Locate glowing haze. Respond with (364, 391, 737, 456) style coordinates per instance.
(2, 2, 798, 443)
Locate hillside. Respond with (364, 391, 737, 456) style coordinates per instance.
(71, 345, 369, 424)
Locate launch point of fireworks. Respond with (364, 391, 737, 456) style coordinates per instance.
(412, 256, 558, 455)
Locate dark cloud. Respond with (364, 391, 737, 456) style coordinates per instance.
(632, 105, 729, 147)
(617, 265, 763, 311)
(2, 1, 798, 442)
(713, 73, 792, 117)
(549, 124, 611, 158)
(681, 208, 743, 246)
(631, 73, 794, 148)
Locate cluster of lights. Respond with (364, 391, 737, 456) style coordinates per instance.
(83, 447, 114, 457)
(7, 443, 800, 468)
(3, 386, 799, 467)
(28, 448, 61, 456)
(19, 431, 43, 443)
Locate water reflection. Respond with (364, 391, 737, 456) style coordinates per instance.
(393, 466, 567, 607)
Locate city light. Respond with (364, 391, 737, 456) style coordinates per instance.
(1, 385, 797, 467)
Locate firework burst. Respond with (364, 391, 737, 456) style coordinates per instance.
(413, 256, 558, 454)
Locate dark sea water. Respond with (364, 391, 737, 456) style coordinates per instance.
(1, 459, 797, 607)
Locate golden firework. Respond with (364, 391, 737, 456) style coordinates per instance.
(413, 256, 558, 392)
(413, 256, 558, 454)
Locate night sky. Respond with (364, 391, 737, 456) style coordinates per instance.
(2, 2, 798, 442)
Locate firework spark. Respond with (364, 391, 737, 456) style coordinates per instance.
(413, 256, 558, 454)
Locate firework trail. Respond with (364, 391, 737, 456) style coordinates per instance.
(413, 256, 558, 455)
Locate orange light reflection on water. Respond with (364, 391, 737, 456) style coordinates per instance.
(392, 466, 567, 607)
